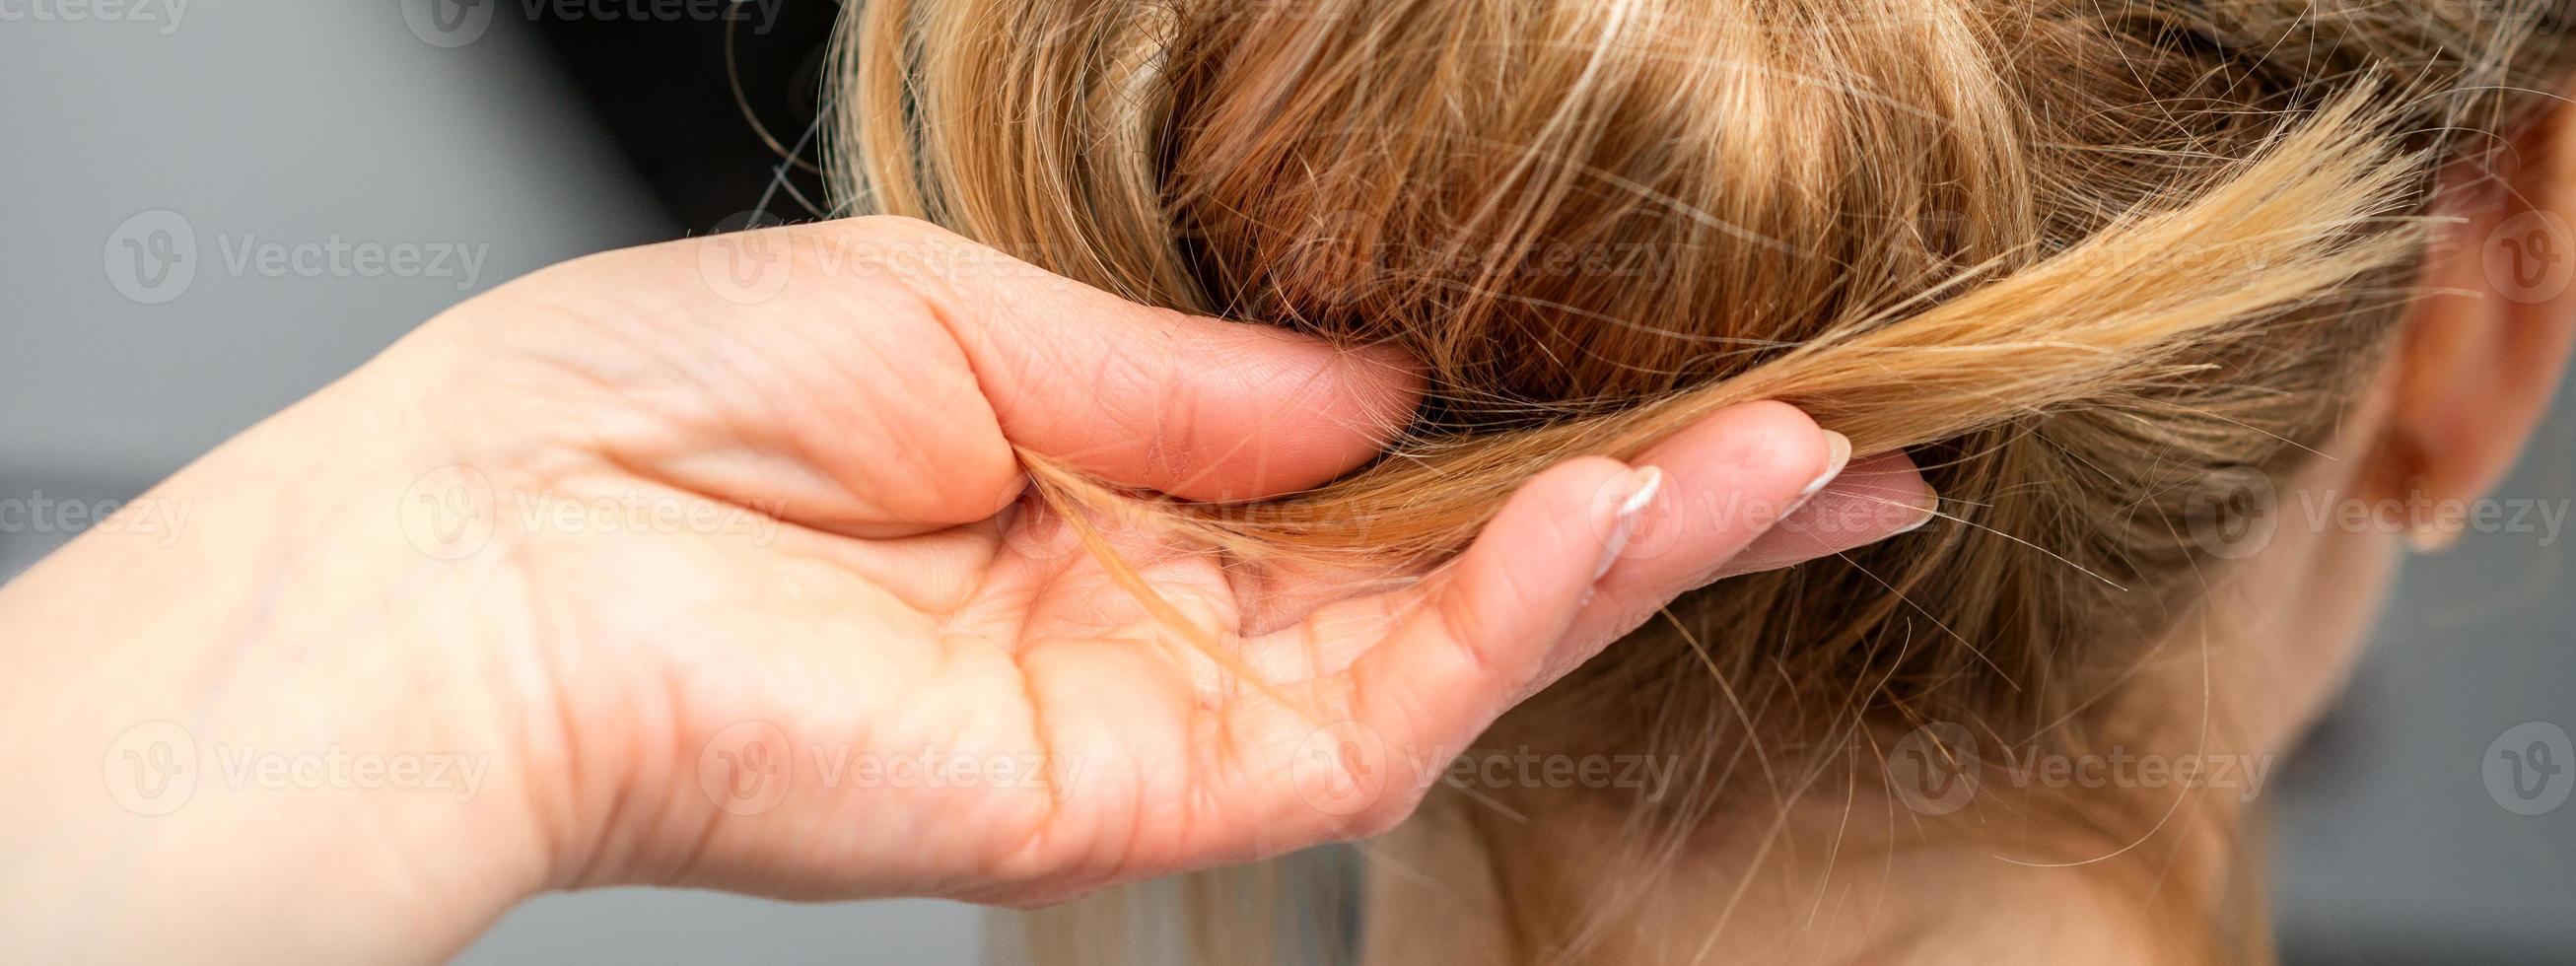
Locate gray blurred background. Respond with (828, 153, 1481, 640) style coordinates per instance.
(0, 3, 2565, 962)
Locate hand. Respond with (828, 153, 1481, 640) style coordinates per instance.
(0, 217, 1932, 962)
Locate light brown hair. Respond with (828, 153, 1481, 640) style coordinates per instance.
(829, 1, 2576, 961)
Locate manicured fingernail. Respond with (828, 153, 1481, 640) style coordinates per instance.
(1893, 494, 1940, 534)
(1594, 466, 1663, 582)
(1780, 431, 1852, 519)
(1801, 432, 1853, 499)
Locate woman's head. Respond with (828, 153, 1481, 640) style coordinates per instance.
(830, 0, 2576, 960)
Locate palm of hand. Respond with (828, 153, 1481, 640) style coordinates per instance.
(415, 218, 1850, 906)
(508, 477, 1463, 906)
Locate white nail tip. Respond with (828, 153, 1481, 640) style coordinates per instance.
(1893, 504, 1938, 534)
(1593, 466, 1661, 583)
(1619, 466, 1664, 518)
(1797, 432, 1854, 500)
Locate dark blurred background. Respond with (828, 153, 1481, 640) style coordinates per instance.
(526, 0, 835, 230)
(0, 3, 2566, 962)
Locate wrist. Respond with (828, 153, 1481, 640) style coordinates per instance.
(0, 356, 559, 961)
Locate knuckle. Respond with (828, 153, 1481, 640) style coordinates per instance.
(1427, 584, 1498, 683)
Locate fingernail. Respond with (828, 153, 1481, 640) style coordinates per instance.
(1784, 431, 1852, 517)
(1802, 432, 1853, 498)
(1593, 466, 1663, 582)
(1893, 494, 1940, 534)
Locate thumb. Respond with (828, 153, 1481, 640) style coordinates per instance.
(469, 216, 1428, 538)
(785, 216, 1427, 503)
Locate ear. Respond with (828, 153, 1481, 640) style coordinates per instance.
(2369, 97, 2576, 549)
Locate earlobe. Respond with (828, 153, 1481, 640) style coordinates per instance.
(2368, 104, 2576, 547)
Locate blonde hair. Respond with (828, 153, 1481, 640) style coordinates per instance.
(829, 1, 2575, 962)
